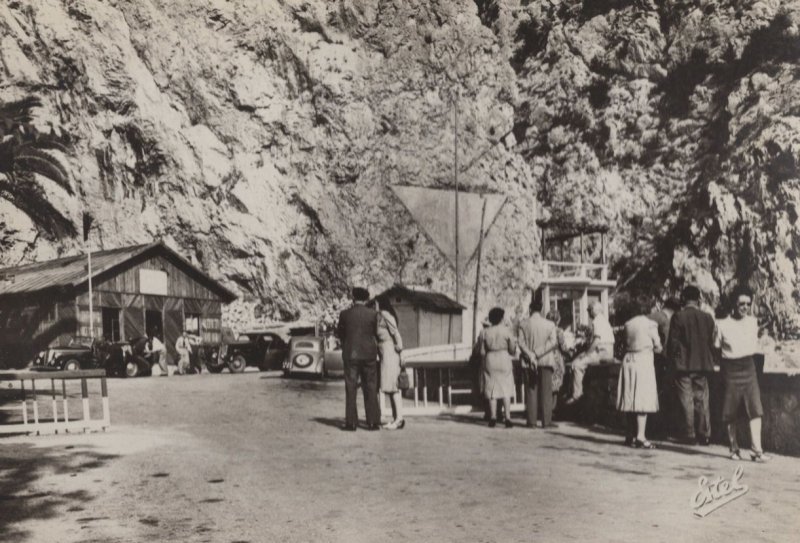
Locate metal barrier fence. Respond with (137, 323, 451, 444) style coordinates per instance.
(381, 360, 526, 416)
(0, 369, 110, 435)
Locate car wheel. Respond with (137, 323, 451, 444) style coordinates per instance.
(207, 364, 224, 374)
(227, 354, 246, 373)
(125, 360, 140, 378)
(63, 359, 80, 372)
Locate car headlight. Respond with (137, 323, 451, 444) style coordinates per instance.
(293, 353, 313, 368)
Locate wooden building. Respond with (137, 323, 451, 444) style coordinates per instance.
(0, 242, 236, 368)
(373, 285, 464, 349)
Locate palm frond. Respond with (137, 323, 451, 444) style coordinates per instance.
(0, 97, 41, 132)
(0, 173, 77, 239)
(14, 147, 73, 194)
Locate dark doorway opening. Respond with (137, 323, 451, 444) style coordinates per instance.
(102, 307, 121, 342)
(145, 309, 163, 339)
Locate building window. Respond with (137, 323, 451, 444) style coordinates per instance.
(201, 316, 221, 344)
(185, 313, 201, 336)
(102, 307, 121, 342)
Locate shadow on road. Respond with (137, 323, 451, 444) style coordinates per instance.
(436, 414, 490, 427)
(311, 417, 344, 429)
(0, 442, 118, 542)
(559, 430, 723, 458)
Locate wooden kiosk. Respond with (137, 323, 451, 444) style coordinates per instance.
(536, 220, 617, 330)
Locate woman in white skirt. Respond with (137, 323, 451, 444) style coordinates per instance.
(617, 301, 662, 449)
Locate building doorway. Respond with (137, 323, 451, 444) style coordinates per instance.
(145, 309, 163, 339)
(102, 307, 121, 342)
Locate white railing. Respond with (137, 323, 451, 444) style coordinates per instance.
(542, 261, 608, 281)
(381, 359, 526, 416)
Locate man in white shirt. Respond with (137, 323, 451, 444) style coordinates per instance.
(145, 329, 168, 376)
(566, 301, 616, 404)
(175, 331, 194, 375)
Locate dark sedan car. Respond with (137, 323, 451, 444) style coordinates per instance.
(33, 344, 100, 371)
(206, 331, 290, 373)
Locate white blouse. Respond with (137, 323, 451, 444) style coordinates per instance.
(714, 316, 759, 359)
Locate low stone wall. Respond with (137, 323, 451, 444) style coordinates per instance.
(562, 361, 800, 457)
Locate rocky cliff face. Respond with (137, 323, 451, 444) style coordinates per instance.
(0, 0, 537, 328)
(1, 0, 799, 351)
(507, 0, 800, 341)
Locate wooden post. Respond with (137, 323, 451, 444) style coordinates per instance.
(51, 379, 58, 425)
(62, 380, 69, 424)
(454, 97, 460, 304)
(601, 232, 606, 264)
(413, 368, 419, 408)
(472, 198, 488, 343)
(101, 377, 110, 427)
(438, 369, 443, 408)
(447, 368, 453, 407)
(423, 370, 428, 407)
(81, 378, 90, 429)
(541, 229, 546, 260)
(32, 379, 39, 433)
(21, 379, 27, 427)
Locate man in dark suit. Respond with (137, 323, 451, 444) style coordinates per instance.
(337, 287, 380, 431)
(667, 286, 716, 445)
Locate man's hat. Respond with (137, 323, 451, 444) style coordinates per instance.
(352, 287, 370, 302)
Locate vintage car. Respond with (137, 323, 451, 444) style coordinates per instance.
(206, 330, 290, 373)
(33, 343, 101, 372)
(283, 335, 344, 378)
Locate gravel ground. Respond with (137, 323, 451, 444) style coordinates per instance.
(1, 370, 798, 543)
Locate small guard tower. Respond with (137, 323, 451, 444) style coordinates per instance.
(535, 220, 616, 330)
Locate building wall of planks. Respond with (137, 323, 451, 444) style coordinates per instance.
(0, 254, 229, 368)
(388, 296, 463, 350)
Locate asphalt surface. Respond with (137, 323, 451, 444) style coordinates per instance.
(1, 370, 798, 542)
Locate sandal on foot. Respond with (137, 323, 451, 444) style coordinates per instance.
(729, 449, 742, 461)
(633, 439, 656, 449)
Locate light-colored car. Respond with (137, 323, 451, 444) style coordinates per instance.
(283, 336, 343, 378)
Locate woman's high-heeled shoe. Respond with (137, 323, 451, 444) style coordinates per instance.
(396, 419, 405, 430)
(633, 439, 656, 449)
(729, 449, 742, 461)
(750, 449, 770, 462)
(488, 419, 497, 428)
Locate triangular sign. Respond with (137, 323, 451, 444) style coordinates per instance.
(391, 185, 506, 271)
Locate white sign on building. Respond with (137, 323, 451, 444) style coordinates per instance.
(139, 269, 168, 296)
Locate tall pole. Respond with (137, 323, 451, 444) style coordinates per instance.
(472, 198, 487, 342)
(87, 240, 94, 341)
(454, 96, 460, 303)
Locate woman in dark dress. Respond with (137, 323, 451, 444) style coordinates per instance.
(714, 287, 769, 462)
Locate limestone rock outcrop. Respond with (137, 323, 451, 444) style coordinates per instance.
(1, 0, 799, 356)
(0, 0, 537, 328)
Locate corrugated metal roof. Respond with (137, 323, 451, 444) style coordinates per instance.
(0, 242, 236, 302)
(373, 285, 464, 313)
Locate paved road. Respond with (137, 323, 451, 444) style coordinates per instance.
(1, 371, 797, 542)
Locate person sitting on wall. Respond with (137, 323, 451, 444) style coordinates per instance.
(565, 301, 616, 405)
(145, 329, 168, 376)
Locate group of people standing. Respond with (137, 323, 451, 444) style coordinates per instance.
(475, 284, 770, 461)
(663, 285, 769, 461)
(336, 287, 407, 431)
(609, 284, 768, 460)
(336, 282, 771, 461)
(474, 296, 573, 429)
